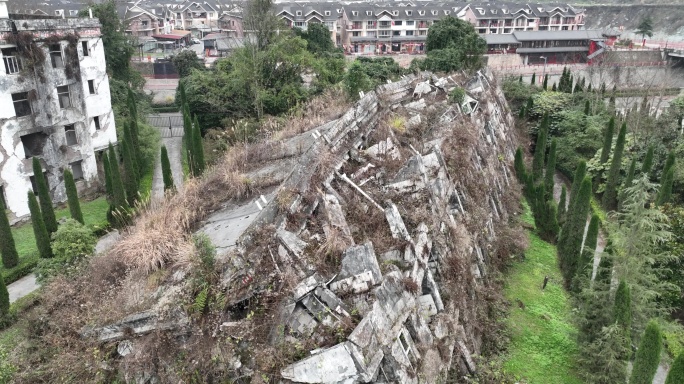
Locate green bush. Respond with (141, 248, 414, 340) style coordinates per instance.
(630, 320, 663, 384)
(36, 219, 96, 282)
(449, 87, 465, 105)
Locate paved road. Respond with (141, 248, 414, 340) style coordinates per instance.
(152, 136, 184, 200)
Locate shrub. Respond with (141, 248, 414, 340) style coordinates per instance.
(630, 320, 663, 384)
(36, 219, 96, 282)
(0, 197, 18, 269)
(449, 87, 465, 105)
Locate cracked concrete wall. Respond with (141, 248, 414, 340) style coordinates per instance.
(0, 17, 116, 220)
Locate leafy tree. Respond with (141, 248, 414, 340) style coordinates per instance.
(63, 169, 83, 224)
(577, 323, 628, 384)
(641, 144, 654, 176)
(635, 17, 654, 41)
(629, 320, 662, 384)
(344, 61, 372, 100)
(0, 197, 18, 269)
(665, 353, 684, 384)
(602, 122, 627, 211)
(544, 139, 557, 198)
(657, 166, 674, 206)
(295, 22, 336, 54)
(613, 280, 632, 344)
(0, 275, 7, 317)
(37, 219, 96, 282)
(558, 177, 592, 285)
(569, 161, 587, 208)
(103, 152, 113, 200)
(419, 16, 486, 72)
(172, 49, 204, 78)
(32, 157, 57, 234)
(619, 158, 637, 211)
(514, 147, 526, 183)
(576, 214, 600, 285)
(28, 191, 53, 259)
(191, 116, 206, 176)
(161, 146, 174, 191)
(558, 185, 567, 225)
(532, 114, 549, 180)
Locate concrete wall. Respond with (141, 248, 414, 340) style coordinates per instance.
(0, 18, 117, 220)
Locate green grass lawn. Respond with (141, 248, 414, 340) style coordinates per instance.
(502, 204, 583, 384)
(2, 197, 109, 284)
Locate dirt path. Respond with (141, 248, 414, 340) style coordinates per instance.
(151, 136, 184, 201)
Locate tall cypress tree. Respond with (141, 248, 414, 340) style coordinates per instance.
(663, 150, 676, 177)
(619, 158, 637, 210)
(551, 83, 557, 92)
(526, 97, 534, 116)
(0, 275, 8, 317)
(557, 185, 567, 225)
(28, 191, 53, 259)
(602, 122, 627, 211)
(161, 145, 174, 191)
(63, 169, 84, 224)
(569, 161, 587, 209)
(539, 199, 560, 243)
(613, 280, 632, 344)
(584, 100, 591, 115)
(641, 145, 654, 176)
(544, 139, 557, 198)
(543, 74, 549, 90)
(630, 320, 663, 384)
(0, 196, 19, 268)
(102, 151, 113, 200)
(121, 140, 139, 206)
(32, 157, 57, 234)
(532, 114, 549, 181)
(665, 353, 684, 384)
(122, 121, 140, 185)
(576, 214, 600, 284)
(531, 73, 536, 85)
(514, 147, 526, 183)
(595, 117, 615, 191)
(559, 177, 592, 285)
(127, 89, 141, 162)
(108, 144, 128, 212)
(192, 116, 205, 177)
(657, 166, 675, 206)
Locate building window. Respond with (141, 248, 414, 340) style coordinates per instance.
(294, 21, 305, 28)
(69, 10, 78, 16)
(366, 31, 376, 38)
(406, 20, 414, 26)
(64, 124, 77, 146)
(419, 30, 427, 36)
(21, 132, 48, 159)
(12, 92, 32, 117)
(296, 11, 302, 16)
(418, 11, 425, 16)
(352, 31, 360, 37)
(88, 79, 96, 94)
(57, 85, 71, 109)
(49, 44, 64, 68)
(366, 11, 372, 16)
(352, 11, 357, 16)
(93, 116, 101, 130)
(2, 48, 22, 74)
(407, 11, 412, 16)
(209, 12, 214, 17)
(325, 11, 330, 16)
(70, 161, 84, 180)
(406, 30, 414, 36)
(142, 20, 149, 28)
(81, 41, 89, 56)
(393, 31, 400, 36)
(394, 20, 403, 26)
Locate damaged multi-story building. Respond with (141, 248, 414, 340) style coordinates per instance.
(0, 0, 116, 221)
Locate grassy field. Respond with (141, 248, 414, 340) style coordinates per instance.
(502, 205, 582, 384)
(2, 197, 109, 283)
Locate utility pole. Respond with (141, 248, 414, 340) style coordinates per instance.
(540, 55, 548, 81)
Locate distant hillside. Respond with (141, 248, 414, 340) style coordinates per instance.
(582, 4, 684, 41)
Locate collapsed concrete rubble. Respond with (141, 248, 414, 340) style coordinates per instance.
(86, 70, 519, 383)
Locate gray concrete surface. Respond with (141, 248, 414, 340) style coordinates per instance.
(152, 136, 184, 201)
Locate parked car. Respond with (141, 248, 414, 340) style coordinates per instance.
(191, 38, 201, 45)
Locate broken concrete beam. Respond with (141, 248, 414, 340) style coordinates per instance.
(314, 286, 350, 318)
(301, 294, 336, 326)
(384, 202, 411, 241)
(329, 270, 375, 294)
(287, 306, 318, 337)
(292, 273, 326, 301)
(413, 81, 432, 98)
(276, 228, 307, 258)
(321, 194, 354, 244)
(81, 310, 187, 342)
(281, 342, 359, 383)
(365, 137, 401, 160)
(346, 341, 384, 383)
(338, 242, 382, 284)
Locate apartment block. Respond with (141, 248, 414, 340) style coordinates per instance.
(0, 0, 116, 221)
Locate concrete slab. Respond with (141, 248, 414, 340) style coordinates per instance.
(8, 274, 39, 304)
(281, 342, 359, 383)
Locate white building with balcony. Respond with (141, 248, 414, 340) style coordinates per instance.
(0, 0, 116, 221)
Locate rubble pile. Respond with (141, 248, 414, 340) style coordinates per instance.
(87, 70, 520, 383)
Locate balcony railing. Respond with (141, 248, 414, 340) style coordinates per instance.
(417, 22, 430, 28)
(378, 23, 391, 29)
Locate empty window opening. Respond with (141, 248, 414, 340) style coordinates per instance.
(399, 332, 411, 354)
(93, 116, 101, 130)
(88, 79, 95, 94)
(21, 132, 48, 159)
(12, 92, 32, 117)
(49, 44, 63, 68)
(81, 41, 89, 56)
(65, 124, 77, 146)
(57, 85, 71, 109)
(70, 161, 84, 180)
(2, 48, 22, 74)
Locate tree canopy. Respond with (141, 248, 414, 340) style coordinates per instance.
(635, 16, 654, 40)
(172, 50, 204, 78)
(415, 16, 486, 73)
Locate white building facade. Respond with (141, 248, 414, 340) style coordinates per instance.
(0, 0, 116, 221)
